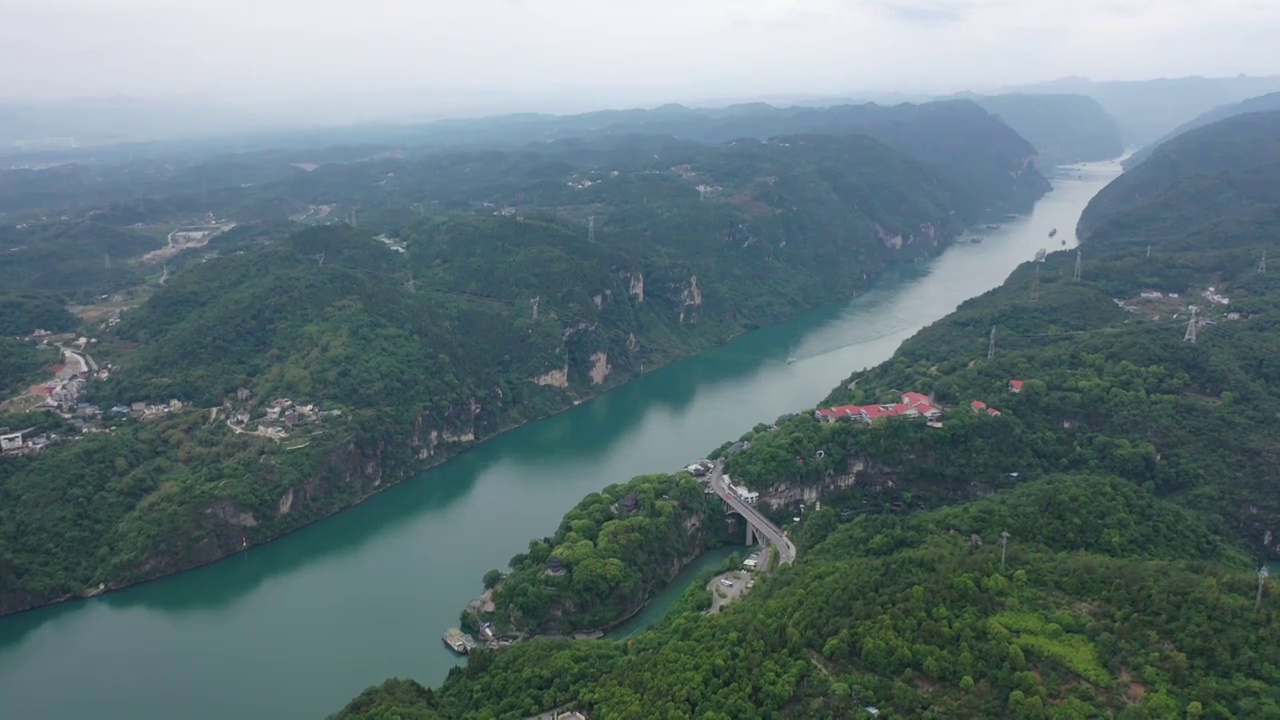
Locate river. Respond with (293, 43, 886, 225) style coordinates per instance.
(0, 159, 1122, 719)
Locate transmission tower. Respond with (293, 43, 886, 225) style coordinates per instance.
(314, 251, 326, 267)
(406, 272, 416, 295)
(530, 296, 540, 320)
(351, 209, 357, 228)
(1031, 263, 1041, 301)
(987, 326, 997, 361)
(1183, 307, 1198, 343)
(104, 252, 112, 270)
(999, 531, 1010, 569)
(1146, 244, 1151, 260)
(1260, 251, 1267, 275)
(588, 216, 596, 243)
(1073, 249, 1083, 282)
(1258, 565, 1270, 611)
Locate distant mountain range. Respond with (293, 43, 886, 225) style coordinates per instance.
(1009, 74, 1280, 146)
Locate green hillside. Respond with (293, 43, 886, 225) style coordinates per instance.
(0, 132, 990, 616)
(1125, 92, 1280, 168)
(1077, 110, 1280, 239)
(334, 108, 1280, 719)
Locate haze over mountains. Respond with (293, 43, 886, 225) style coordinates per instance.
(3, 2, 1280, 711)
(5, 74, 1279, 159)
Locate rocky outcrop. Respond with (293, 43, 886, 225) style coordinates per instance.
(207, 499, 258, 527)
(277, 488, 295, 517)
(678, 275, 703, 324)
(873, 222, 905, 250)
(760, 472, 861, 511)
(629, 272, 645, 303)
(589, 352, 611, 385)
(533, 364, 570, 389)
(443, 428, 476, 443)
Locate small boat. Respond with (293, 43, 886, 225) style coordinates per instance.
(1049, 228, 1058, 238)
(1060, 239, 1067, 246)
(969, 236, 985, 244)
(786, 356, 797, 365)
(443, 627, 475, 654)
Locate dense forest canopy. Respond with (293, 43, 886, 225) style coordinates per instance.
(0, 292, 78, 335)
(1077, 111, 1280, 238)
(1, 126, 1029, 617)
(334, 109, 1280, 719)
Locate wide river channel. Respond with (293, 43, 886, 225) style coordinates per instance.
(0, 159, 1122, 719)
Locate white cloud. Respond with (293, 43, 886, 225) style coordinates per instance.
(1, 0, 1277, 115)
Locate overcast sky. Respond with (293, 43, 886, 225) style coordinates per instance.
(4, 0, 1279, 117)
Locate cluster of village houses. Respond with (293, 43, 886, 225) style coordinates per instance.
(228, 390, 338, 441)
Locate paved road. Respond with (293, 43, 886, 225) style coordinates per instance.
(707, 571, 752, 614)
(710, 461, 797, 566)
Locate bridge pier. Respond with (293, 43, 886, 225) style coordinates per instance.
(745, 523, 757, 546)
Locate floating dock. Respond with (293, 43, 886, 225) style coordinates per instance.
(443, 627, 477, 654)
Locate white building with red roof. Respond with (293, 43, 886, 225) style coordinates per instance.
(815, 392, 942, 424)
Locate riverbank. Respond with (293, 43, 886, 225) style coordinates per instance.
(0, 159, 1122, 720)
(1, 210, 973, 620)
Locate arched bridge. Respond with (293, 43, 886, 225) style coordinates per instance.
(710, 461, 797, 567)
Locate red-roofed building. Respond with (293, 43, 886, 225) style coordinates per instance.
(901, 392, 931, 408)
(987, 408, 1002, 417)
(915, 403, 943, 420)
(1009, 380, 1024, 393)
(815, 392, 943, 424)
(970, 400, 987, 412)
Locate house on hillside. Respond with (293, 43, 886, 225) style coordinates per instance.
(0, 431, 24, 452)
(731, 484, 759, 505)
(1009, 380, 1024, 393)
(815, 392, 942, 424)
(970, 400, 1001, 416)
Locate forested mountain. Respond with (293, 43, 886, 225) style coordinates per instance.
(1011, 74, 1280, 146)
(0, 292, 78, 336)
(335, 106, 1280, 719)
(1125, 92, 1280, 168)
(1077, 111, 1280, 239)
(0, 132, 999, 616)
(0, 99, 1046, 223)
(964, 93, 1124, 166)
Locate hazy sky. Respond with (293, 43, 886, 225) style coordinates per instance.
(4, 0, 1279, 115)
